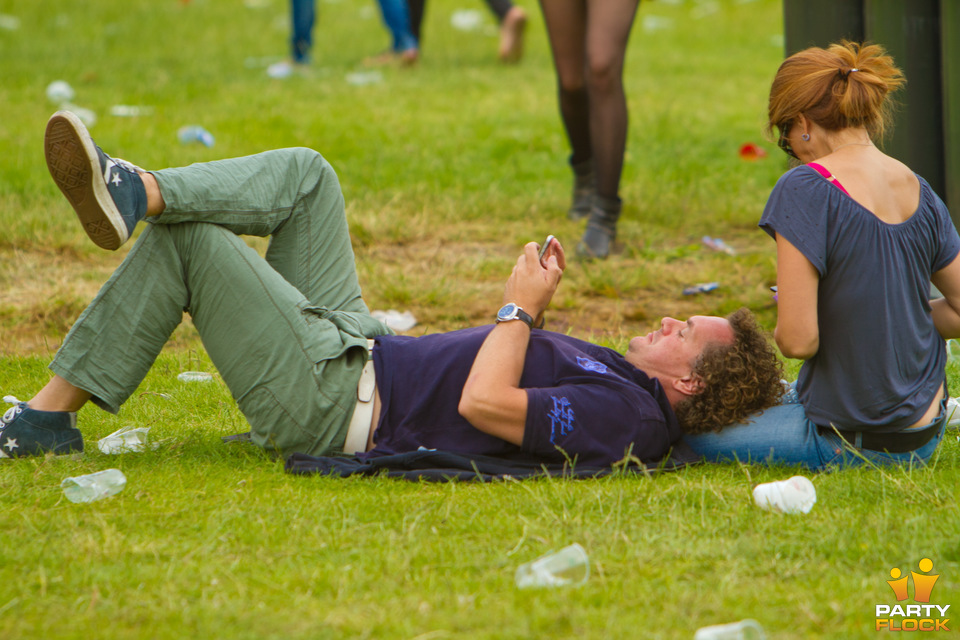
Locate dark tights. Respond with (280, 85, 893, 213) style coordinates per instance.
(539, 0, 640, 200)
(408, 0, 515, 42)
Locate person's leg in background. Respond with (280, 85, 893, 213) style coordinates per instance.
(268, 0, 316, 78)
(408, 0, 426, 42)
(408, 0, 526, 62)
(291, 0, 316, 64)
(539, 1, 592, 223)
(577, 0, 640, 259)
(368, 0, 419, 65)
(485, 0, 527, 62)
(539, 0, 640, 259)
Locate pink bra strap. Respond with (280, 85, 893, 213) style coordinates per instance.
(807, 162, 850, 196)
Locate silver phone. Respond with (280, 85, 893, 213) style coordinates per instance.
(538, 235, 556, 262)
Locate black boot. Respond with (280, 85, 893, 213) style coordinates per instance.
(567, 158, 595, 221)
(576, 195, 621, 259)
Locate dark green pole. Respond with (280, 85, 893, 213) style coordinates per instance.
(783, 0, 864, 56)
(865, 0, 946, 203)
(942, 0, 960, 223)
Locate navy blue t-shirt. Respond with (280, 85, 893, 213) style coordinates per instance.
(760, 165, 960, 431)
(364, 326, 681, 467)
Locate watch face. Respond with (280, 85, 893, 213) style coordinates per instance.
(497, 303, 518, 322)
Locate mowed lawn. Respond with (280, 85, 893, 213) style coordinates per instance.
(0, 1, 957, 638)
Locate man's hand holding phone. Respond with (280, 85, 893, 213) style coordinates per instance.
(501, 235, 565, 329)
(538, 235, 566, 270)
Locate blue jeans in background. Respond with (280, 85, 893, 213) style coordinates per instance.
(291, 0, 315, 63)
(376, 0, 418, 52)
(683, 383, 947, 471)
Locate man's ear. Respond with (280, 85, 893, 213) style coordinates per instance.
(673, 373, 704, 397)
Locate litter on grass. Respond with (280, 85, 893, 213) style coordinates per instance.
(98, 426, 158, 454)
(372, 310, 417, 332)
(682, 282, 719, 295)
(178, 371, 213, 383)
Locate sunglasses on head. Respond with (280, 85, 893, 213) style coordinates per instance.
(777, 122, 799, 160)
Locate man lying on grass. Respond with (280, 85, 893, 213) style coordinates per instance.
(0, 111, 783, 467)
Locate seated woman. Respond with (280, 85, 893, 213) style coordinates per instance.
(685, 41, 960, 470)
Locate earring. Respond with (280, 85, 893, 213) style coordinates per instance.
(801, 133, 810, 141)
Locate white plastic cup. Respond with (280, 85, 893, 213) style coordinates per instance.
(177, 371, 212, 383)
(946, 397, 960, 429)
(753, 476, 816, 514)
(98, 426, 153, 454)
(61, 469, 127, 503)
(694, 619, 766, 640)
(515, 543, 589, 589)
(46, 80, 75, 104)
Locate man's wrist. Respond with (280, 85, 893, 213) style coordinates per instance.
(496, 303, 544, 329)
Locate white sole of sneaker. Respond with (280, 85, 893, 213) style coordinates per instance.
(44, 110, 129, 251)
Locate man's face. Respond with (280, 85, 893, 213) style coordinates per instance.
(625, 315, 734, 383)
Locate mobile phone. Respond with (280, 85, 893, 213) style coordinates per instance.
(538, 235, 556, 262)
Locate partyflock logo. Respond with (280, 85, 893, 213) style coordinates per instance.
(875, 558, 950, 632)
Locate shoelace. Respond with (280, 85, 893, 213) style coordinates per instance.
(97, 146, 144, 175)
(2, 396, 22, 427)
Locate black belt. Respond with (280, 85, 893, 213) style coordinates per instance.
(818, 417, 945, 453)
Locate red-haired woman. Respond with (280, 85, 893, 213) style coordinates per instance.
(685, 41, 960, 470)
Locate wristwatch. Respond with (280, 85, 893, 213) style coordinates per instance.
(496, 303, 537, 329)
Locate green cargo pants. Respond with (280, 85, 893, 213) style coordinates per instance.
(50, 148, 391, 456)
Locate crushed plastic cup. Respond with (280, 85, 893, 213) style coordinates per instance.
(177, 125, 215, 147)
(702, 236, 737, 256)
(371, 309, 417, 332)
(694, 619, 766, 640)
(450, 9, 484, 31)
(0, 14, 21, 30)
(642, 15, 675, 32)
(345, 71, 383, 86)
(46, 80, 75, 105)
(109, 105, 154, 117)
(98, 426, 154, 454)
(177, 371, 213, 383)
(946, 397, 960, 429)
(946, 339, 960, 363)
(61, 469, 127, 503)
(267, 60, 295, 79)
(753, 476, 816, 514)
(515, 543, 589, 589)
(683, 282, 719, 295)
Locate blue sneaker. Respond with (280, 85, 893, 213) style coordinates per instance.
(44, 110, 147, 251)
(0, 396, 83, 458)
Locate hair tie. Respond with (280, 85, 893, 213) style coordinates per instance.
(839, 67, 859, 79)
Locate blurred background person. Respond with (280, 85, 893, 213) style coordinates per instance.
(267, 0, 317, 78)
(540, 0, 641, 259)
(365, 0, 420, 66)
(408, 0, 528, 63)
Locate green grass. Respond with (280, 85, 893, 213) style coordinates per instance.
(1, 0, 959, 638)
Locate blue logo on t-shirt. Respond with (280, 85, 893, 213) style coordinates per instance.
(577, 357, 607, 374)
(547, 396, 575, 443)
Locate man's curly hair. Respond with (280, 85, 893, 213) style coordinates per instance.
(674, 308, 784, 434)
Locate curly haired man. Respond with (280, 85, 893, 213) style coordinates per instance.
(0, 111, 784, 468)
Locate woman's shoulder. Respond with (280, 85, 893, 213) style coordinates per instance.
(771, 164, 826, 192)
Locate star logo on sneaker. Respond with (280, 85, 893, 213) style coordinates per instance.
(103, 159, 122, 186)
(3, 437, 18, 452)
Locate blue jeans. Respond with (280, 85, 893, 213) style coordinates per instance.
(376, 0, 418, 52)
(291, 0, 315, 63)
(683, 384, 947, 471)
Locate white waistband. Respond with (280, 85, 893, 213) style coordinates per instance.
(344, 340, 376, 455)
